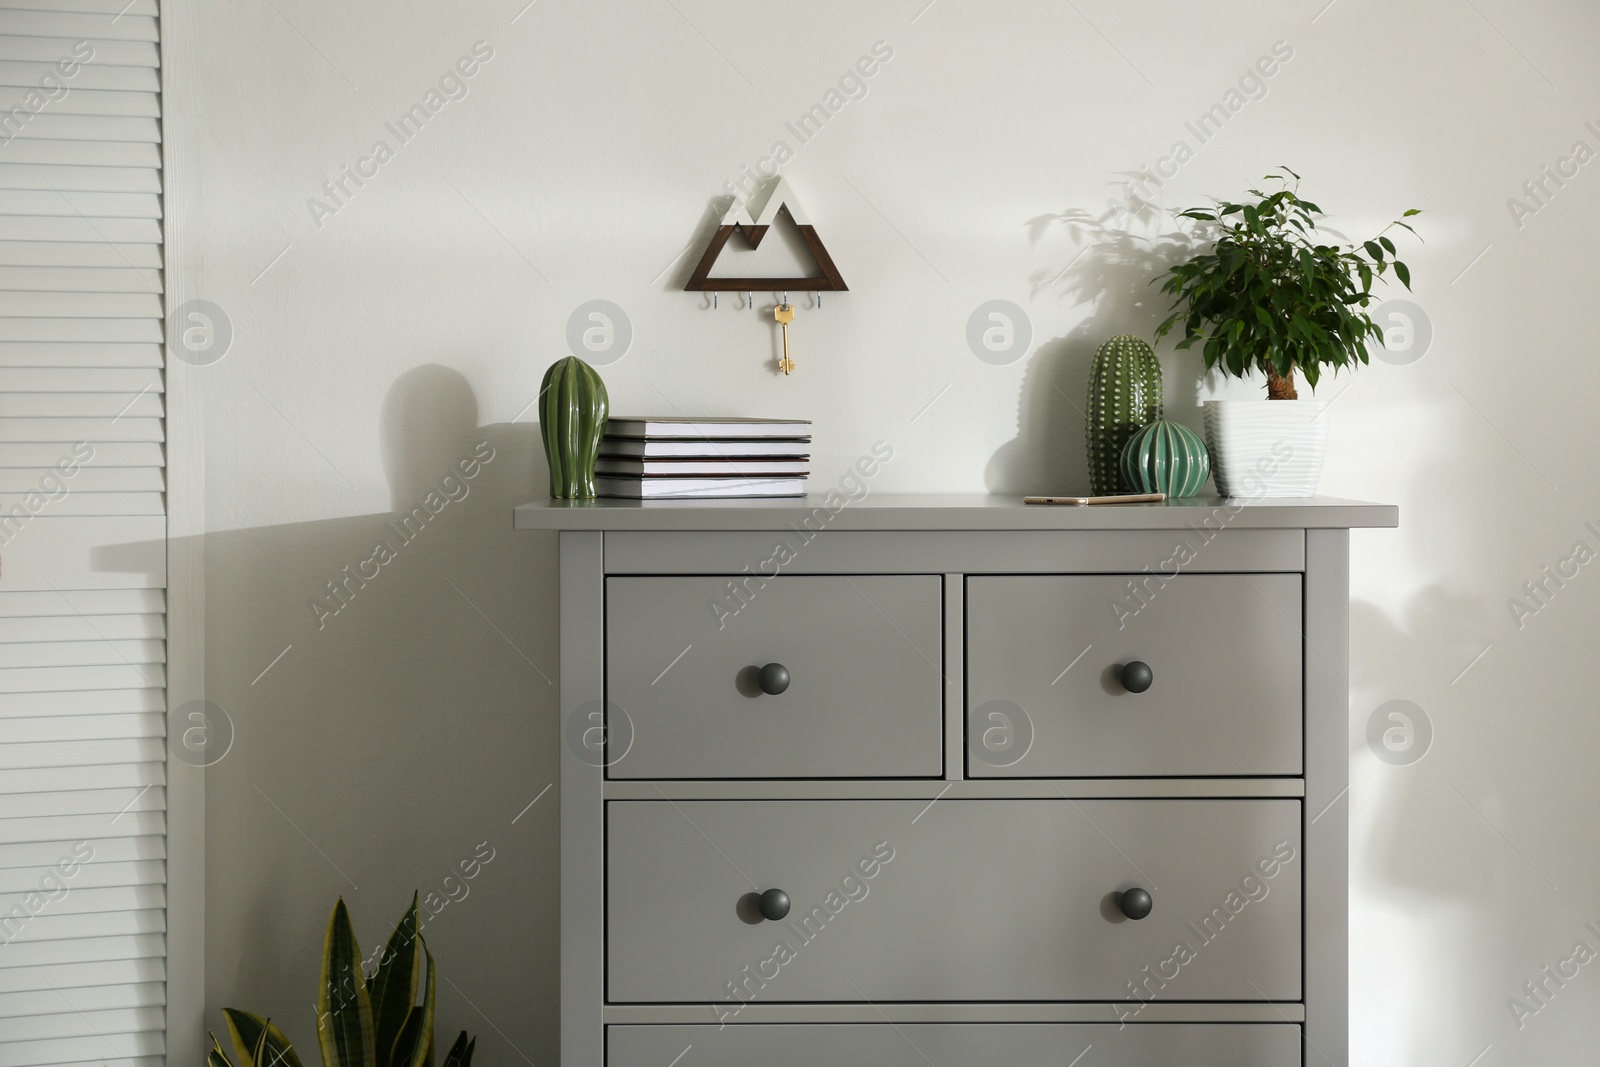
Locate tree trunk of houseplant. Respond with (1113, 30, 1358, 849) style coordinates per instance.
(1265, 366, 1298, 400)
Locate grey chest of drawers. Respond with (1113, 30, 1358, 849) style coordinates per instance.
(513, 494, 1397, 1067)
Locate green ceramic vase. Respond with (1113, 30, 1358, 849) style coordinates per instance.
(1120, 419, 1210, 498)
(540, 356, 609, 499)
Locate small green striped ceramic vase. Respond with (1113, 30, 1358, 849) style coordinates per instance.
(1120, 419, 1210, 498)
(540, 356, 609, 499)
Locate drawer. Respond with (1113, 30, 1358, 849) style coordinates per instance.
(608, 1024, 1302, 1065)
(605, 576, 942, 779)
(607, 799, 1301, 1003)
(966, 574, 1302, 777)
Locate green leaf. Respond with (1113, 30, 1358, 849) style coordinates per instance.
(318, 899, 377, 1067)
(1379, 235, 1396, 254)
(1363, 240, 1383, 262)
(1394, 261, 1411, 289)
(223, 1011, 303, 1067)
(441, 1033, 475, 1067)
(369, 895, 423, 1067)
(1402, 208, 1421, 217)
(211, 1032, 239, 1067)
(389, 943, 436, 1067)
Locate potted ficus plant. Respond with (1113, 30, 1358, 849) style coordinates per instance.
(1155, 167, 1419, 496)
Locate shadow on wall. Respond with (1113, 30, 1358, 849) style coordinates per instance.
(985, 202, 1200, 495)
(197, 365, 559, 1066)
(1343, 404, 1600, 1062)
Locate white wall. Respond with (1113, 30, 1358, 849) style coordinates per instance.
(185, 0, 1600, 1062)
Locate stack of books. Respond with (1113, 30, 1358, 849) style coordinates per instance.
(596, 417, 811, 499)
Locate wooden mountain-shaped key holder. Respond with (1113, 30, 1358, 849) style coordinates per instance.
(685, 178, 846, 377)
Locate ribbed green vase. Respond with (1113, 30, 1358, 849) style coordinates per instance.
(1120, 419, 1210, 498)
(1085, 335, 1164, 495)
(540, 356, 609, 499)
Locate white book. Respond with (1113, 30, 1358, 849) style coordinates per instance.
(600, 437, 810, 459)
(595, 457, 809, 476)
(595, 476, 806, 499)
(605, 416, 812, 439)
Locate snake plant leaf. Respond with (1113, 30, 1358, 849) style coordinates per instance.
(222, 1010, 303, 1067)
(367, 894, 422, 1067)
(210, 1031, 238, 1067)
(388, 943, 436, 1067)
(441, 1032, 475, 1067)
(318, 898, 377, 1067)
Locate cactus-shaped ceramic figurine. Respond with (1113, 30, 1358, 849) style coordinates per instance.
(1085, 334, 1163, 495)
(540, 356, 609, 499)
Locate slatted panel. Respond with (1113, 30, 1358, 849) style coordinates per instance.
(0, 342, 162, 365)
(0, 88, 158, 117)
(0, 139, 158, 166)
(0, 468, 164, 490)
(0, 62, 159, 92)
(0, 1035, 164, 1067)
(0, 956, 161, 993)
(0, 192, 161, 216)
(0, 245, 162, 271)
(0, 265, 164, 289)
(0, 609, 163, 637)
(0, 368, 160, 390)
(0, 860, 163, 895)
(0, 591, 162, 617)
(0, 317, 163, 340)
(0, 782, 165, 814)
(0, 1, 158, 16)
(0, 39, 156, 66)
(0, 165, 162, 193)
(0, 417, 163, 439)
(0, 763, 164, 793)
(0, 392, 164, 414)
(0, 979, 164, 1017)
(0, 6, 166, 1065)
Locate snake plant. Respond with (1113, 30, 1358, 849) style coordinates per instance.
(208, 895, 476, 1067)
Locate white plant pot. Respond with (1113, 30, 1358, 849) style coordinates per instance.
(1202, 399, 1329, 498)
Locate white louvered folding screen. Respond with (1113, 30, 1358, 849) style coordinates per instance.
(0, 2, 166, 1066)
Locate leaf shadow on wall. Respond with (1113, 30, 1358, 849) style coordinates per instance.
(985, 203, 1199, 494)
(1346, 584, 1508, 1066)
(1343, 438, 1599, 1060)
(182, 364, 559, 1066)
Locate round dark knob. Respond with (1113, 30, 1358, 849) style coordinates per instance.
(1119, 887, 1153, 921)
(1119, 660, 1153, 694)
(758, 663, 790, 696)
(758, 888, 790, 921)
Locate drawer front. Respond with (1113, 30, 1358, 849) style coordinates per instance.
(608, 1024, 1302, 1066)
(606, 576, 942, 779)
(966, 574, 1302, 777)
(607, 800, 1302, 1003)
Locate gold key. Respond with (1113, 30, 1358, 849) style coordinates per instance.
(774, 302, 795, 375)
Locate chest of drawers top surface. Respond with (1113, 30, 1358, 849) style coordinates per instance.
(513, 493, 1397, 531)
